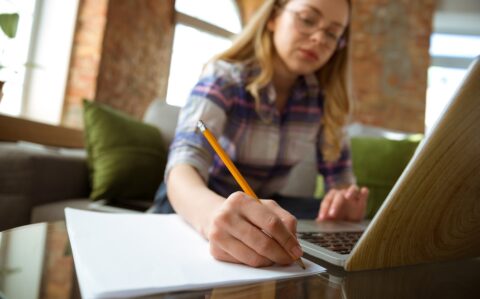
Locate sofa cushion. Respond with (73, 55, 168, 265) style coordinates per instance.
(312, 131, 422, 219)
(351, 135, 421, 219)
(142, 99, 180, 146)
(83, 100, 168, 202)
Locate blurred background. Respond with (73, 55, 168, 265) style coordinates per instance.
(0, 0, 479, 134)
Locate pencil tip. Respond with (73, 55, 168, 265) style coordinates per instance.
(297, 259, 306, 269)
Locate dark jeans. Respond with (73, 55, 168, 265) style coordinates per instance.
(153, 182, 321, 219)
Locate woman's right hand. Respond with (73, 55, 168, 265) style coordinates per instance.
(206, 192, 303, 267)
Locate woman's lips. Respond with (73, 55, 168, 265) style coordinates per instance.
(299, 49, 319, 61)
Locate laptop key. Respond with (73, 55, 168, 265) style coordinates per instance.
(298, 231, 363, 255)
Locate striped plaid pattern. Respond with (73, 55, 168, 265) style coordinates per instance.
(165, 60, 355, 198)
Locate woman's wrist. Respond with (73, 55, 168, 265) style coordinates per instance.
(197, 194, 224, 239)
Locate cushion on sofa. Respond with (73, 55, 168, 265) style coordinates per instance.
(83, 100, 168, 203)
(351, 135, 422, 219)
(142, 99, 180, 145)
(313, 132, 422, 219)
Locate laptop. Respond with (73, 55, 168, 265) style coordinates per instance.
(296, 56, 480, 271)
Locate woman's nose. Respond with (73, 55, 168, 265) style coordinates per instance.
(309, 29, 327, 45)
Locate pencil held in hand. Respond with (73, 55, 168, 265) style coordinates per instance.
(197, 120, 258, 199)
(196, 120, 306, 270)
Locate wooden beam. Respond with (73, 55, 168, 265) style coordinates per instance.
(175, 12, 235, 39)
(0, 114, 84, 148)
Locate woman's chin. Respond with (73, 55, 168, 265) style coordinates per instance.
(286, 60, 327, 76)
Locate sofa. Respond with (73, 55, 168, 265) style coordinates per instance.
(0, 101, 181, 231)
(0, 100, 421, 231)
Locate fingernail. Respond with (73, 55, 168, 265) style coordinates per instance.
(329, 209, 335, 216)
(291, 245, 303, 258)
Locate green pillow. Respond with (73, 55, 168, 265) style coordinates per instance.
(83, 100, 167, 202)
(351, 136, 422, 219)
(314, 135, 422, 219)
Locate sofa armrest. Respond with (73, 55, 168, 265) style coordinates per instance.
(0, 142, 90, 230)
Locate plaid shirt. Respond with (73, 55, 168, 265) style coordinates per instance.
(165, 60, 355, 198)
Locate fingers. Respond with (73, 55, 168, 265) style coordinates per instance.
(209, 228, 273, 267)
(209, 243, 241, 264)
(360, 187, 369, 201)
(262, 200, 297, 234)
(317, 185, 370, 222)
(328, 190, 347, 219)
(345, 185, 360, 199)
(318, 191, 334, 220)
(345, 186, 369, 221)
(225, 211, 294, 265)
(352, 187, 369, 221)
(240, 199, 303, 262)
(318, 189, 346, 220)
(207, 192, 302, 267)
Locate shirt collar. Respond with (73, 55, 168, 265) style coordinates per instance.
(244, 63, 320, 103)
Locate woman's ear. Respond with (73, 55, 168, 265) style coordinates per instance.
(267, 16, 276, 32)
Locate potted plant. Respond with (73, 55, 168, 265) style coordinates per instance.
(0, 12, 19, 102)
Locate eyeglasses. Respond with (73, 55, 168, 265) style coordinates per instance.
(284, 8, 347, 50)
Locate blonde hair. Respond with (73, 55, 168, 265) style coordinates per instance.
(211, 0, 352, 162)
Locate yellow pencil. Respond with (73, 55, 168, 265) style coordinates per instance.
(197, 120, 305, 270)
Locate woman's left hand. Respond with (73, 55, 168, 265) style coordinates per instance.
(316, 185, 369, 222)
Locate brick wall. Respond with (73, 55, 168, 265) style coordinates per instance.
(235, 0, 436, 133)
(61, 0, 109, 128)
(94, 0, 174, 120)
(62, 0, 435, 132)
(350, 0, 436, 133)
(62, 0, 174, 128)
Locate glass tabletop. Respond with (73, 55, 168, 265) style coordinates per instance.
(0, 221, 479, 299)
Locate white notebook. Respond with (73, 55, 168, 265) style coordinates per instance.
(65, 208, 324, 299)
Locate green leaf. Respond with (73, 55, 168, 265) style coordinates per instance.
(0, 13, 19, 38)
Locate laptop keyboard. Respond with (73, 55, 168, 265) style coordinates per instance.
(297, 231, 363, 255)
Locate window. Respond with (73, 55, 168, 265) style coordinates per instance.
(426, 33, 479, 133)
(0, 0, 37, 117)
(2, 1, 241, 122)
(166, 0, 241, 107)
(0, 0, 79, 125)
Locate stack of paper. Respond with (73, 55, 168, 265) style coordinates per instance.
(65, 208, 324, 298)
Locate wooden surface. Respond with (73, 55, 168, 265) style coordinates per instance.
(346, 57, 480, 271)
(0, 114, 84, 148)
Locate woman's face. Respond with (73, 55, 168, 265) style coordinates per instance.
(268, 0, 349, 76)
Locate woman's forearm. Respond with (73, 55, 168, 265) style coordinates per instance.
(166, 164, 224, 238)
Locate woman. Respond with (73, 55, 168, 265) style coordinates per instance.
(156, 0, 368, 267)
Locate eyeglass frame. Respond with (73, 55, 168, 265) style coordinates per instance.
(280, 7, 348, 51)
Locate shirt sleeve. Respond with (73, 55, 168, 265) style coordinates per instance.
(164, 63, 235, 183)
(316, 136, 356, 191)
